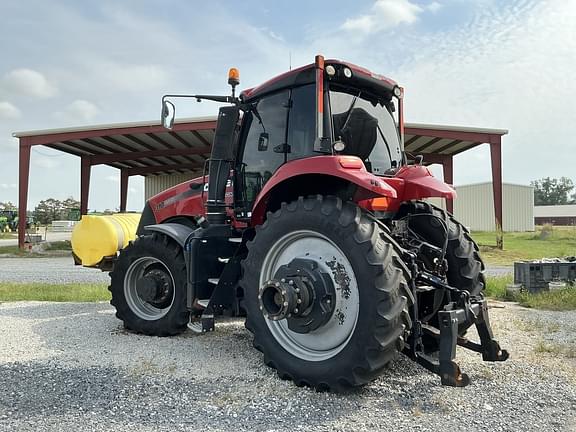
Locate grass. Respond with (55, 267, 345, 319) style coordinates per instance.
(471, 226, 576, 266)
(0, 245, 30, 256)
(0, 283, 110, 302)
(0, 240, 72, 256)
(534, 340, 576, 359)
(485, 275, 576, 311)
(43, 240, 72, 251)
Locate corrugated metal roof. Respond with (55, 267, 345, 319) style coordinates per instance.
(534, 205, 576, 217)
(13, 118, 508, 177)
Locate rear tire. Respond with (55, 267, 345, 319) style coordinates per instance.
(109, 233, 189, 336)
(402, 202, 485, 297)
(398, 201, 485, 337)
(241, 196, 412, 391)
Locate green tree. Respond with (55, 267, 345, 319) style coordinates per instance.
(34, 198, 65, 225)
(62, 197, 81, 220)
(0, 201, 16, 211)
(531, 177, 575, 205)
(33, 197, 81, 224)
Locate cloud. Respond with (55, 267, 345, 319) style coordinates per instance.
(32, 154, 60, 169)
(0, 101, 21, 119)
(427, 2, 443, 13)
(54, 99, 100, 123)
(0, 136, 19, 152)
(0, 183, 16, 189)
(390, 0, 573, 183)
(105, 174, 119, 183)
(1, 68, 57, 98)
(92, 62, 170, 93)
(342, 0, 423, 34)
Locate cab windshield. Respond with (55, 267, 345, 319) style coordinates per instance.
(329, 87, 403, 175)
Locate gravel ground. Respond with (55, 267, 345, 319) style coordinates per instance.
(0, 301, 574, 431)
(0, 257, 109, 284)
(0, 255, 514, 285)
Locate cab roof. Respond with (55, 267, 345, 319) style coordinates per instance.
(241, 59, 399, 103)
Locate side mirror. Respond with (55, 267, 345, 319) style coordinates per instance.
(161, 99, 176, 130)
(258, 132, 269, 151)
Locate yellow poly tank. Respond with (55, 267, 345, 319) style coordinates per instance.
(71, 213, 141, 267)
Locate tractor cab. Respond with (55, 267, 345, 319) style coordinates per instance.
(235, 59, 404, 213)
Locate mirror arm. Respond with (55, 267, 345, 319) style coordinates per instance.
(162, 94, 239, 105)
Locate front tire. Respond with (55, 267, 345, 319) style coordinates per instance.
(109, 233, 189, 336)
(241, 196, 412, 391)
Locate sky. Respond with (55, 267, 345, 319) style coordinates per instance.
(0, 0, 575, 211)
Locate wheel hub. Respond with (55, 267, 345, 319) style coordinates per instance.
(259, 258, 335, 334)
(135, 269, 172, 305)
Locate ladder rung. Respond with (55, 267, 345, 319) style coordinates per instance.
(197, 299, 210, 308)
(187, 321, 203, 333)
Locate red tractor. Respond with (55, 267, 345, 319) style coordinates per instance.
(109, 55, 508, 391)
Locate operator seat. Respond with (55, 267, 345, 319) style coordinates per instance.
(333, 108, 378, 161)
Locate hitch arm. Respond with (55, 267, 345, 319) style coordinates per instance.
(407, 309, 471, 387)
(457, 300, 509, 362)
(405, 268, 509, 386)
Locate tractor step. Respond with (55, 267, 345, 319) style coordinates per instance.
(208, 278, 220, 285)
(197, 299, 209, 308)
(218, 257, 230, 263)
(228, 237, 242, 243)
(187, 314, 215, 333)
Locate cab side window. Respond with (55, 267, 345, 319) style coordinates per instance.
(240, 90, 289, 207)
(287, 84, 316, 161)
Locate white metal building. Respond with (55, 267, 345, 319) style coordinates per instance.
(429, 182, 534, 232)
(534, 205, 576, 225)
(145, 173, 195, 199)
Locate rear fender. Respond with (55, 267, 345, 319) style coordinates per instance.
(144, 223, 196, 248)
(250, 155, 397, 225)
(386, 165, 457, 212)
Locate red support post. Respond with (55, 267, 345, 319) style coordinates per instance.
(80, 156, 91, 215)
(120, 170, 129, 212)
(18, 140, 31, 249)
(490, 137, 503, 249)
(442, 155, 454, 214)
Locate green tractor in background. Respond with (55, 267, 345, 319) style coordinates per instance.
(0, 210, 18, 233)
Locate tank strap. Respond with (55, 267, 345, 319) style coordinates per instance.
(107, 217, 125, 251)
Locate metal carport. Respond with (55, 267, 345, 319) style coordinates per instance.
(14, 118, 507, 248)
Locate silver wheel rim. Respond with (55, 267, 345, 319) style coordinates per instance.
(260, 230, 359, 361)
(124, 257, 175, 320)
